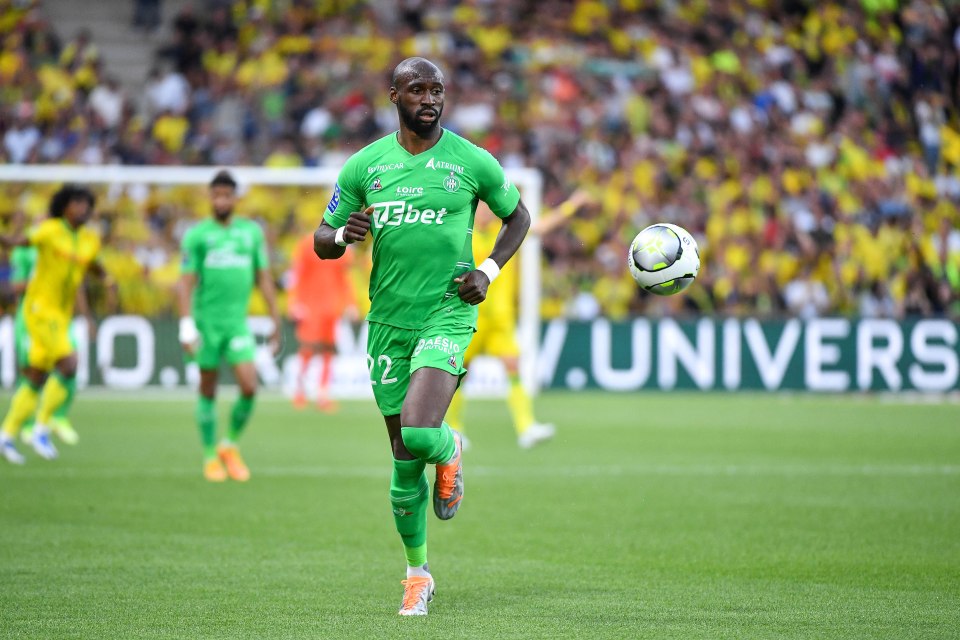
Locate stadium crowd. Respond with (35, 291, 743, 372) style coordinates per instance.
(1, 0, 959, 321)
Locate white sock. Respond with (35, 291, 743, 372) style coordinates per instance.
(406, 564, 431, 578)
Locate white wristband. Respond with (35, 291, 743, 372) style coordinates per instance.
(477, 258, 500, 284)
(179, 316, 199, 345)
(334, 226, 348, 247)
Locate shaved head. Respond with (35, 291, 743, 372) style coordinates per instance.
(391, 57, 444, 88)
(390, 57, 446, 139)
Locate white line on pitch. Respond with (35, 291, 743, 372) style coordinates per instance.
(2, 463, 958, 480)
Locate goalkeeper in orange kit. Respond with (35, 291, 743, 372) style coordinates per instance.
(287, 231, 357, 411)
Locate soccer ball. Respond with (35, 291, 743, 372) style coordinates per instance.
(628, 223, 700, 296)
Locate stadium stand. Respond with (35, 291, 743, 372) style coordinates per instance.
(1, 0, 958, 320)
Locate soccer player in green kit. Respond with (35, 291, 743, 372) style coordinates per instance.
(314, 57, 531, 616)
(178, 170, 281, 482)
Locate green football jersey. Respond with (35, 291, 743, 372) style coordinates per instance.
(180, 217, 268, 325)
(11, 245, 37, 321)
(10, 246, 37, 289)
(324, 129, 521, 330)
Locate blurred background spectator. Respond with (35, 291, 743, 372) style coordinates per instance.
(0, 0, 958, 321)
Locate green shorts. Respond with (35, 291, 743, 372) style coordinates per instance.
(195, 321, 256, 370)
(15, 309, 79, 368)
(366, 314, 474, 417)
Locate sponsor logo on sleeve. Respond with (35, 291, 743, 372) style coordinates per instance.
(326, 183, 341, 214)
(370, 177, 382, 191)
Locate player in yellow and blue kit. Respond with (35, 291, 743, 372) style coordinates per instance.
(1, 185, 110, 464)
(10, 245, 83, 447)
(445, 203, 555, 449)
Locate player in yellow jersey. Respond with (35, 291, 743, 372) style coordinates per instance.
(445, 203, 552, 449)
(0, 185, 110, 464)
(447, 189, 594, 449)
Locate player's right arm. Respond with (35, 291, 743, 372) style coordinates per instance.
(177, 227, 201, 355)
(0, 220, 55, 249)
(314, 162, 373, 260)
(0, 234, 30, 248)
(177, 273, 198, 355)
(314, 208, 374, 259)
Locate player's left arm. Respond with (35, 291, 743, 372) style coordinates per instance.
(86, 258, 119, 310)
(253, 226, 282, 354)
(74, 282, 98, 339)
(257, 267, 282, 355)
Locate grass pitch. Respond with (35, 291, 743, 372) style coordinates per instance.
(0, 391, 958, 639)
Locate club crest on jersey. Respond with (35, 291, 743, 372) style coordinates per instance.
(370, 177, 382, 191)
(443, 171, 460, 193)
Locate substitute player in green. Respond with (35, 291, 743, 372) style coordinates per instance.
(314, 57, 530, 616)
(11, 245, 81, 449)
(178, 170, 281, 482)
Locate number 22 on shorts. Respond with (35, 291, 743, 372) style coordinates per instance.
(367, 353, 399, 385)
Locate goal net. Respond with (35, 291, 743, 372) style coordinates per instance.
(0, 165, 542, 398)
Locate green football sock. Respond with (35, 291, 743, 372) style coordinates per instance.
(391, 457, 428, 566)
(196, 395, 217, 459)
(400, 422, 456, 465)
(53, 374, 76, 420)
(227, 395, 255, 443)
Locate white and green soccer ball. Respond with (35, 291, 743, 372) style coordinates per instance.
(627, 223, 700, 296)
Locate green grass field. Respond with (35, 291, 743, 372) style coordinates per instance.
(1, 391, 958, 639)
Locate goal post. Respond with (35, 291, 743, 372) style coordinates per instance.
(0, 164, 543, 396)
